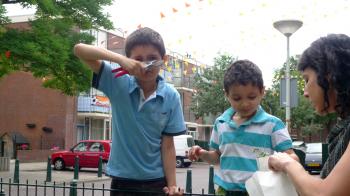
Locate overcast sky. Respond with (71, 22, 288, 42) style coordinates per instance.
(5, 0, 350, 87)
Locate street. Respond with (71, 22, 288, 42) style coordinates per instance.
(0, 161, 218, 195)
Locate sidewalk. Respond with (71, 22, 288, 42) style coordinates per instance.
(0, 159, 110, 184)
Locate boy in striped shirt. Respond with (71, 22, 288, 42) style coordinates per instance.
(189, 60, 298, 195)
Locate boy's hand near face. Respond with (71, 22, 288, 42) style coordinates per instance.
(118, 57, 146, 77)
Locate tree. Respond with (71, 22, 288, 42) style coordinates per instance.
(190, 53, 236, 118)
(0, 1, 113, 95)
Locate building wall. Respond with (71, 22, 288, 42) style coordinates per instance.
(0, 72, 77, 152)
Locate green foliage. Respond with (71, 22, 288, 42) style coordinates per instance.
(190, 53, 236, 118)
(0, 0, 113, 95)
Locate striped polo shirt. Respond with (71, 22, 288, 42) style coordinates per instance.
(210, 106, 293, 191)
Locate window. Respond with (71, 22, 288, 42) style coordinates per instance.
(89, 142, 103, 152)
(73, 142, 89, 152)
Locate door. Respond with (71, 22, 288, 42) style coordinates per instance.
(64, 142, 90, 167)
(83, 142, 104, 167)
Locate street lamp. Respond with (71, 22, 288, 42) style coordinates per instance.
(273, 20, 303, 132)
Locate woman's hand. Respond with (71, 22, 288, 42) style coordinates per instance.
(268, 152, 297, 172)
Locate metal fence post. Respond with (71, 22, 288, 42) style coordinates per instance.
(97, 156, 102, 177)
(185, 169, 192, 194)
(208, 165, 215, 194)
(322, 143, 329, 165)
(69, 179, 78, 196)
(13, 159, 19, 183)
(46, 156, 52, 182)
(74, 156, 79, 180)
(0, 189, 5, 196)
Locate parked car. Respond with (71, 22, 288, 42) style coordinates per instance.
(292, 140, 306, 152)
(304, 142, 323, 174)
(51, 140, 111, 171)
(174, 135, 195, 168)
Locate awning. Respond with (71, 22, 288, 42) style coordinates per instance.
(10, 132, 29, 144)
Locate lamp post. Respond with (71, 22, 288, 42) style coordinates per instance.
(273, 20, 303, 132)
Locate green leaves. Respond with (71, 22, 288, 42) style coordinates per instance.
(0, 0, 113, 95)
(190, 53, 236, 118)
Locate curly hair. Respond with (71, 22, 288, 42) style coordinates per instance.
(124, 27, 166, 58)
(298, 34, 350, 118)
(223, 60, 264, 93)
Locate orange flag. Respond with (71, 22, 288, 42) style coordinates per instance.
(160, 12, 165, 18)
(137, 24, 142, 29)
(185, 3, 191, 7)
(172, 8, 178, 13)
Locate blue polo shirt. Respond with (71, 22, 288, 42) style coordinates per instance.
(92, 61, 186, 180)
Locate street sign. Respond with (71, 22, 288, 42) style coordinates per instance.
(280, 78, 298, 108)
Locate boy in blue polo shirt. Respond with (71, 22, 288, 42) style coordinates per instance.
(189, 60, 298, 196)
(74, 27, 185, 196)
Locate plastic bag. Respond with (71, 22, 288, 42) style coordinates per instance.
(245, 157, 298, 196)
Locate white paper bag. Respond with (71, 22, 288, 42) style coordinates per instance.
(246, 157, 298, 196)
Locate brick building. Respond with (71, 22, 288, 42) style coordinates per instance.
(0, 14, 213, 160)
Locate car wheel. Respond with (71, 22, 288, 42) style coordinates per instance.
(176, 157, 184, 168)
(184, 162, 192, 168)
(53, 158, 65, 170)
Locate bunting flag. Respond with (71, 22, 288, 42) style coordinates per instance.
(160, 12, 165, 18)
(175, 61, 180, 69)
(172, 8, 178, 13)
(137, 24, 142, 29)
(185, 2, 191, 7)
(192, 66, 197, 73)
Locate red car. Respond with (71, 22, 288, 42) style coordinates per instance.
(51, 140, 111, 171)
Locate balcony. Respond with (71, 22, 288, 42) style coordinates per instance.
(77, 95, 111, 116)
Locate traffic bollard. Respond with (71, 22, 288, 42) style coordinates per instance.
(185, 169, 192, 193)
(13, 159, 19, 183)
(46, 156, 52, 182)
(208, 165, 215, 194)
(74, 156, 79, 180)
(322, 143, 328, 165)
(97, 156, 102, 177)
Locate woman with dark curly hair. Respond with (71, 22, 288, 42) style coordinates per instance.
(268, 34, 350, 196)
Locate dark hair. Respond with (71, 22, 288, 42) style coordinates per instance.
(124, 27, 166, 58)
(298, 34, 350, 118)
(223, 60, 264, 93)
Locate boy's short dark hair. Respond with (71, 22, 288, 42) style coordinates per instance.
(124, 27, 166, 58)
(223, 60, 264, 93)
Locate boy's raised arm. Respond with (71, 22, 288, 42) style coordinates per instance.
(74, 43, 146, 77)
(74, 43, 124, 74)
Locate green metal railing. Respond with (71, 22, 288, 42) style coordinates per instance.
(0, 178, 218, 196)
(0, 157, 219, 196)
